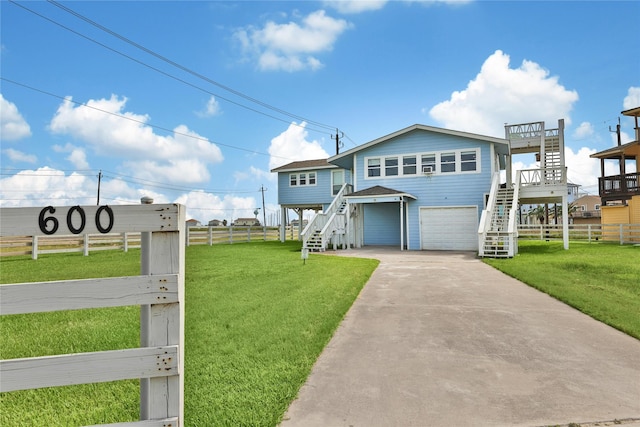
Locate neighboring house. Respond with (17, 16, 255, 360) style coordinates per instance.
(590, 106, 640, 241)
(272, 121, 568, 257)
(208, 219, 222, 226)
(570, 195, 602, 225)
(186, 219, 201, 227)
(234, 218, 260, 226)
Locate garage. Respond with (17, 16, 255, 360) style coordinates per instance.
(420, 206, 478, 251)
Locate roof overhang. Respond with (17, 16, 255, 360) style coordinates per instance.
(344, 185, 417, 203)
(622, 106, 640, 117)
(590, 140, 640, 160)
(270, 159, 336, 173)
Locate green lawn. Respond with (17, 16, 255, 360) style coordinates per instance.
(0, 241, 379, 426)
(483, 240, 640, 340)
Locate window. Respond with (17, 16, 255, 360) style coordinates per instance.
(421, 154, 436, 174)
(461, 151, 477, 172)
(289, 172, 317, 187)
(385, 157, 399, 176)
(441, 152, 456, 173)
(368, 158, 381, 177)
(595, 204, 601, 210)
(580, 205, 586, 211)
(403, 156, 417, 175)
(332, 170, 344, 196)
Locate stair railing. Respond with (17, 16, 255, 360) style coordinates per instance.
(301, 183, 351, 249)
(506, 173, 521, 257)
(478, 172, 501, 256)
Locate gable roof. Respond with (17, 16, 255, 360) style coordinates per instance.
(590, 140, 640, 160)
(328, 124, 510, 169)
(270, 158, 336, 173)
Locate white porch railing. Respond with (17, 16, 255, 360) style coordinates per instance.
(519, 166, 567, 186)
(506, 173, 521, 256)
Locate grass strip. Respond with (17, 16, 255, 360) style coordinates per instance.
(483, 240, 640, 340)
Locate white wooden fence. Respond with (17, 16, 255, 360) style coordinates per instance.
(1, 225, 301, 258)
(0, 204, 186, 426)
(518, 223, 640, 244)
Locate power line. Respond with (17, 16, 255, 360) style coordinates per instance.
(8, 0, 337, 136)
(1, 77, 296, 162)
(46, 0, 337, 132)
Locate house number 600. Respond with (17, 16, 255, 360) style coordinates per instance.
(38, 205, 114, 235)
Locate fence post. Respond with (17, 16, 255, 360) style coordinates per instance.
(208, 227, 213, 246)
(83, 234, 89, 256)
(139, 196, 153, 420)
(32, 235, 38, 260)
(229, 226, 233, 244)
(122, 232, 128, 252)
(147, 205, 185, 421)
(620, 224, 624, 245)
(185, 227, 190, 246)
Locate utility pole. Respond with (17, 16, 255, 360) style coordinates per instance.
(609, 117, 621, 146)
(332, 128, 344, 155)
(260, 185, 267, 227)
(96, 170, 102, 205)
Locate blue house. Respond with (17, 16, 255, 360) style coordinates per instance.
(272, 121, 569, 256)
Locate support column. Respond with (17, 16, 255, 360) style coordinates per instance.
(399, 199, 404, 251)
(279, 206, 286, 242)
(562, 194, 569, 250)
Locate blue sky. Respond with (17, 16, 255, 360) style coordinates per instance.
(1, 0, 639, 224)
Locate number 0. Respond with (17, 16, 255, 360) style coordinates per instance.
(67, 206, 86, 234)
(95, 205, 114, 233)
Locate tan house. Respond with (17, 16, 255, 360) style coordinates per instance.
(233, 217, 260, 226)
(590, 106, 640, 242)
(571, 195, 601, 225)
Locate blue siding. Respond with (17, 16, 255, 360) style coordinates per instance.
(363, 203, 401, 246)
(353, 129, 494, 250)
(277, 168, 351, 206)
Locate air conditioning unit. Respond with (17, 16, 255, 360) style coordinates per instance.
(422, 166, 434, 175)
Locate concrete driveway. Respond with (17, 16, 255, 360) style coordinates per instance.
(280, 248, 640, 427)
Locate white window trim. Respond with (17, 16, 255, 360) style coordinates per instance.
(289, 171, 318, 187)
(364, 148, 481, 179)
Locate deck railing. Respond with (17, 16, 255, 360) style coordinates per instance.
(519, 166, 567, 186)
(598, 172, 640, 199)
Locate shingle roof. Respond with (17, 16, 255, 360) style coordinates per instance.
(270, 158, 332, 172)
(347, 186, 416, 200)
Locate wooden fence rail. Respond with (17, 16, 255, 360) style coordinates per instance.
(0, 204, 186, 426)
(0, 225, 301, 258)
(518, 223, 640, 244)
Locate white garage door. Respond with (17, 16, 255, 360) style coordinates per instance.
(420, 206, 478, 251)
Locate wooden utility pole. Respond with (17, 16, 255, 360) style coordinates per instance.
(96, 170, 102, 205)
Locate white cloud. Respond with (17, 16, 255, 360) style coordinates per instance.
(197, 96, 222, 117)
(0, 167, 96, 207)
(234, 10, 352, 72)
(429, 50, 579, 137)
(324, 0, 388, 14)
(268, 121, 330, 170)
(53, 143, 90, 169)
(572, 121, 594, 140)
(3, 148, 37, 164)
(623, 86, 640, 110)
(0, 94, 32, 141)
(49, 96, 223, 184)
(564, 146, 599, 190)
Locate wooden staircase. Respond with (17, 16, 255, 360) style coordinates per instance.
(302, 185, 351, 252)
(480, 187, 517, 258)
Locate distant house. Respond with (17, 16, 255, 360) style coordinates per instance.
(571, 195, 602, 225)
(234, 218, 260, 226)
(186, 219, 201, 227)
(208, 219, 222, 226)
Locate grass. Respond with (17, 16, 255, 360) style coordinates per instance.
(483, 240, 640, 340)
(0, 241, 379, 426)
